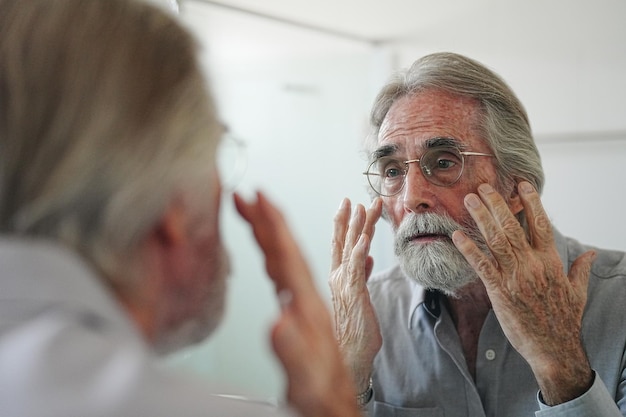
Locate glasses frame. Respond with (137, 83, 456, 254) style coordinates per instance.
(217, 132, 248, 192)
(363, 146, 493, 197)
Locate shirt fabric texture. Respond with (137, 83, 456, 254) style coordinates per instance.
(0, 238, 294, 417)
(366, 229, 626, 417)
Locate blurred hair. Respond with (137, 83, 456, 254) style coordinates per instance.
(0, 0, 221, 287)
(367, 52, 545, 229)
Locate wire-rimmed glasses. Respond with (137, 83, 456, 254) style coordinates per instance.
(363, 146, 492, 197)
(217, 132, 248, 192)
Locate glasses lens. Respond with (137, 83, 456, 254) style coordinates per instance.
(420, 147, 464, 186)
(217, 133, 247, 192)
(366, 157, 406, 196)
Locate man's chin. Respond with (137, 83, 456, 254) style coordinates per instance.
(153, 310, 224, 356)
(153, 284, 227, 356)
(422, 276, 479, 299)
(404, 270, 478, 298)
(397, 250, 479, 298)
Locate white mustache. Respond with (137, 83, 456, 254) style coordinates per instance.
(395, 212, 460, 244)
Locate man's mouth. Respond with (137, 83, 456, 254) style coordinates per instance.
(407, 233, 450, 243)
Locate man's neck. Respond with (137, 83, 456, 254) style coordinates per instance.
(445, 280, 492, 379)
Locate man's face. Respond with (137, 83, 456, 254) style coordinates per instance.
(154, 172, 230, 354)
(376, 89, 504, 295)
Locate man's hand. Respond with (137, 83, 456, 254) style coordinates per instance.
(452, 182, 596, 405)
(235, 192, 362, 417)
(329, 197, 383, 394)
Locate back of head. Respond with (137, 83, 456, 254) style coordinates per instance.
(0, 0, 220, 286)
(368, 52, 545, 196)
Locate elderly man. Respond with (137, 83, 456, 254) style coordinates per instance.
(0, 1, 362, 416)
(331, 52, 626, 416)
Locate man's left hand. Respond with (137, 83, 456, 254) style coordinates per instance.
(452, 181, 596, 405)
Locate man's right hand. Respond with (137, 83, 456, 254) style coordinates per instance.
(235, 191, 363, 417)
(329, 197, 383, 394)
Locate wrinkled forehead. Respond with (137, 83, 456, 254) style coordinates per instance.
(370, 137, 467, 161)
(372, 89, 484, 159)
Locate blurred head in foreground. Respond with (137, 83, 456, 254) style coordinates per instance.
(0, 0, 229, 353)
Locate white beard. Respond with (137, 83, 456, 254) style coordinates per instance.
(153, 243, 230, 355)
(394, 212, 488, 297)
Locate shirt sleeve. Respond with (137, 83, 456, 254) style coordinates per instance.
(535, 371, 623, 417)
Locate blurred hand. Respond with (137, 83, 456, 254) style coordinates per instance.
(235, 192, 362, 417)
(329, 198, 383, 393)
(452, 182, 595, 405)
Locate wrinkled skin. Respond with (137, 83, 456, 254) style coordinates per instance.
(452, 182, 595, 405)
(329, 198, 383, 393)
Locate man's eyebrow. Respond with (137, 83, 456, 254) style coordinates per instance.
(372, 144, 399, 160)
(425, 137, 463, 149)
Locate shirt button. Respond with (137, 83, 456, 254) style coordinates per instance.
(485, 349, 496, 361)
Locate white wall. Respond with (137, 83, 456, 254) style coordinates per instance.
(168, 2, 378, 400)
(167, 0, 626, 401)
(539, 134, 626, 252)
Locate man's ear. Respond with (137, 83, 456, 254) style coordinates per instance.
(507, 181, 524, 216)
(155, 198, 189, 248)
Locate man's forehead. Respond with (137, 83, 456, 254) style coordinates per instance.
(376, 90, 482, 150)
(372, 137, 466, 159)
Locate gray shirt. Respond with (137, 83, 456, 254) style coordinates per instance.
(366, 229, 626, 417)
(0, 238, 295, 417)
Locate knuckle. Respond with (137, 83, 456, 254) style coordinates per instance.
(489, 230, 509, 249)
(533, 213, 552, 233)
(474, 257, 494, 276)
(501, 216, 522, 235)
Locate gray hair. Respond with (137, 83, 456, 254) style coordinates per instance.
(368, 52, 544, 198)
(0, 0, 220, 288)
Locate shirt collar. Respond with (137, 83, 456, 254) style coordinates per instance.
(408, 284, 442, 328)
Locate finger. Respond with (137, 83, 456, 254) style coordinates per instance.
(361, 198, 383, 240)
(452, 230, 499, 288)
(233, 192, 254, 222)
(568, 250, 596, 293)
(331, 198, 351, 270)
(517, 181, 555, 251)
(475, 183, 528, 250)
(234, 191, 316, 298)
(464, 192, 516, 264)
(348, 233, 371, 285)
(364, 256, 374, 282)
(342, 204, 366, 264)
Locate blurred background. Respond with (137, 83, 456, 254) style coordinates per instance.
(160, 0, 626, 402)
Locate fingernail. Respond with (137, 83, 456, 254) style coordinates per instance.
(478, 183, 494, 194)
(452, 231, 466, 244)
(339, 198, 348, 210)
(519, 182, 534, 194)
(465, 194, 480, 208)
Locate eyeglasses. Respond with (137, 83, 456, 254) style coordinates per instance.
(363, 146, 493, 197)
(217, 132, 248, 192)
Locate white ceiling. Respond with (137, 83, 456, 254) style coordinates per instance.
(181, 0, 626, 77)
(187, 0, 626, 47)
(180, 0, 626, 137)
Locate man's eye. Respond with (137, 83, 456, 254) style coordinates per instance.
(436, 158, 456, 169)
(384, 167, 402, 178)
(380, 160, 404, 178)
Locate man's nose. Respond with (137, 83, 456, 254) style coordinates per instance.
(402, 162, 436, 213)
